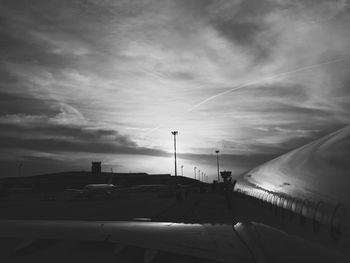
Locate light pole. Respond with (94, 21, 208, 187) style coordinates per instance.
(194, 167, 197, 180)
(215, 150, 220, 183)
(171, 131, 178, 176)
(181, 165, 184, 177)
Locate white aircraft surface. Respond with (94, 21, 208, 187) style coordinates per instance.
(65, 171, 117, 199)
(1, 126, 350, 262)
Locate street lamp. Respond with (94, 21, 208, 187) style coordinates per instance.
(215, 150, 220, 183)
(171, 131, 178, 176)
(194, 166, 197, 180)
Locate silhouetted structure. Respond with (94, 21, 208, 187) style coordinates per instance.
(220, 171, 233, 209)
(91, 162, 101, 182)
(215, 150, 220, 183)
(171, 131, 178, 176)
(0, 172, 203, 192)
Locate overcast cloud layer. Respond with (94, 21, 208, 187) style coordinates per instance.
(0, 0, 349, 178)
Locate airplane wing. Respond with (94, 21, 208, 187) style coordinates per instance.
(0, 220, 253, 263)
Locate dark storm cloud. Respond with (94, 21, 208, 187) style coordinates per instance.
(0, 121, 169, 157)
(0, 135, 168, 156)
(0, 156, 87, 177)
(0, 0, 173, 165)
(178, 0, 281, 61)
(179, 151, 277, 166)
(0, 91, 57, 116)
(0, 0, 108, 72)
(209, 0, 277, 58)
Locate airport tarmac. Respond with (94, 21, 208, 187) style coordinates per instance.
(0, 190, 235, 262)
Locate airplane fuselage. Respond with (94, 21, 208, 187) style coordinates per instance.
(84, 184, 116, 191)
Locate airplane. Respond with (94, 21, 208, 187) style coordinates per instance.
(65, 169, 117, 199)
(65, 172, 186, 200)
(0, 125, 350, 262)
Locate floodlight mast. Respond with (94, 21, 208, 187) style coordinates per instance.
(216, 150, 220, 183)
(171, 131, 178, 176)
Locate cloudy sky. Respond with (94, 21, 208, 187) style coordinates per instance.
(0, 0, 349, 179)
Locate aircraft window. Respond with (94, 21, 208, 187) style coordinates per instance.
(313, 201, 324, 233)
(287, 198, 296, 220)
(292, 199, 303, 220)
(300, 199, 309, 226)
(262, 192, 269, 202)
(257, 191, 262, 199)
(291, 200, 297, 212)
(273, 196, 280, 215)
(252, 190, 257, 197)
(278, 196, 287, 217)
(277, 196, 285, 208)
(301, 199, 309, 217)
(267, 194, 274, 206)
(275, 196, 281, 207)
(253, 191, 258, 198)
(251, 190, 257, 198)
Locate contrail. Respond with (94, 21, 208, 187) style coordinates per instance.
(142, 124, 163, 137)
(189, 58, 346, 112)
(142, 58, 347, 137)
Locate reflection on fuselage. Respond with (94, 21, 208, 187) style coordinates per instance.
(235, 125, 350, 241)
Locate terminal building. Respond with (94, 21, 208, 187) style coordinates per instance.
(0, 162, 201, 192)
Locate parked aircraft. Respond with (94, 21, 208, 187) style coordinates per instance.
(65, 170, 117, 199)
(1, 126, 350, 262)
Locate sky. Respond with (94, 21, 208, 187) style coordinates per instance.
(0, 0, 349, 180)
